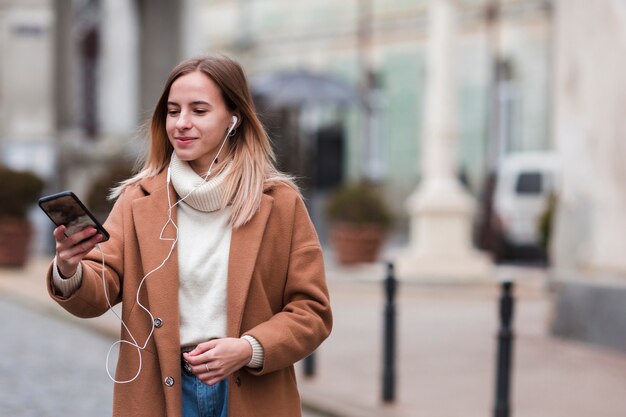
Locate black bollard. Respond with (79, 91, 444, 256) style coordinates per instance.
(303, 352, 316, 378)
(382, 262, 397, 403)
(494, 280, 515, 417)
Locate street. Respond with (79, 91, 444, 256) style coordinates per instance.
(0, 295, 326, 417)
(0, 295, 114, 416)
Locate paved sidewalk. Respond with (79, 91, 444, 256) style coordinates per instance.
(2, 254, 626, 417)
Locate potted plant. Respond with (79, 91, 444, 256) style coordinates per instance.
(325, 182, 392, 264)
(0, 165, 44, 267)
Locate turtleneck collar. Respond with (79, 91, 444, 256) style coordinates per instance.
(169, 153, 232, 212)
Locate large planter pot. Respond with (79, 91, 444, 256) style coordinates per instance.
(0, 218, 33, 267)
(329, 223, 387, 264)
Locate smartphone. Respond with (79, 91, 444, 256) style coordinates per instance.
(38, 191, 110, 242)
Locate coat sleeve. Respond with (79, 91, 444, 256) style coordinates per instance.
(46, 189, 130, 318)
(244, 193, 333, 375)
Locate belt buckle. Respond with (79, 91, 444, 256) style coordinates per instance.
(181, 347, 195, 376)
(182, 360, 193, 376)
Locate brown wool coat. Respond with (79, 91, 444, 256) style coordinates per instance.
(47, 170, 332, 417)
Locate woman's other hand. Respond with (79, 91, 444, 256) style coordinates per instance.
(183, 338, 253, 386)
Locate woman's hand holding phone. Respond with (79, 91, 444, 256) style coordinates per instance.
(53, 225, 104, 278)
(39, 191, 110, 277)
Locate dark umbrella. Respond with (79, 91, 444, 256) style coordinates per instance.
(251, 69, 360, 108)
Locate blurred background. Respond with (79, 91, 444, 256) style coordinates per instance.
(1, 0, 626, 416)
(2, 0, 557, 259)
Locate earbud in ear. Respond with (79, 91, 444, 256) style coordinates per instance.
(231, 115, 238, 128)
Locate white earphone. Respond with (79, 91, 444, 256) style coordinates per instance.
(231, 115, 238, 128)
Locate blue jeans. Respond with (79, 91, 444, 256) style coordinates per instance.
(181, 372, 228, 417)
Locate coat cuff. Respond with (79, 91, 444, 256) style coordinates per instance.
(52, 256, 83, 297)
(241, 335, 264, 368)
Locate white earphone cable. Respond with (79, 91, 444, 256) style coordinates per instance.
(99, 122, 234, 384)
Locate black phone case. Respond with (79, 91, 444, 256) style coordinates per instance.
(38, 191, 110, 242)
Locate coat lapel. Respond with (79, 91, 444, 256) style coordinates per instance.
(132, 176, 181, 352)
(227, 193, 274, 337)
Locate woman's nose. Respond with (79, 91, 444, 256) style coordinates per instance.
(176, 113, 192, 129)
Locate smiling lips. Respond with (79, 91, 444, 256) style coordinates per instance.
(175, 137, 196, 146)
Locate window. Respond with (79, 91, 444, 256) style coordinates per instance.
(515, 171, 543, 195)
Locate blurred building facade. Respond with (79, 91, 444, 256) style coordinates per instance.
(0, 0, 189, 249)
(0, 0, 552, 224)
(196, 0, 553, 203)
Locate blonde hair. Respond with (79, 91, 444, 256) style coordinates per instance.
(111, 55, 297, 228)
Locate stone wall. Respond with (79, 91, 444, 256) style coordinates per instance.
(552, 0, 626, 274)
(550, 0, 626, 351)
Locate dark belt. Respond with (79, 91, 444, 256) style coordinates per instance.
(181, 345, 195, 354)
(181, 346, 195, 376)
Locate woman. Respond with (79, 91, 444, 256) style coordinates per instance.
(47, 55, 332, 417)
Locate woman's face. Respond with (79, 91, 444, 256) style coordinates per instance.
(166, 71, 234, 175)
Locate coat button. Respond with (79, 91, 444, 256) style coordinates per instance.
(153, 318, 163, 328)
(164, 376, 175, 387)
(235, 376, 241, 386)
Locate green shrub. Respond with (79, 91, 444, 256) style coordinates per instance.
(0, 166, 44, 218)
(325, 183, 392, 227)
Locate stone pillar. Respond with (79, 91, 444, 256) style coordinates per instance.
(98, 0, 139, 140)
(138, 0, 182, 116)
(181, 0, 204, 58)
(0, 3, 54, 151)
(395, 0, 492, 281)
(552, 0, 626, 274)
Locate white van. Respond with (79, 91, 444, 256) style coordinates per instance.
(492, 152, 559, 255)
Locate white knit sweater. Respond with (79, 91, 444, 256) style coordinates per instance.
(169, 154, 232, 347)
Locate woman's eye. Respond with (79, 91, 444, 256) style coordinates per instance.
(193, 109, 207, 115)
(167, 109, 179, 116)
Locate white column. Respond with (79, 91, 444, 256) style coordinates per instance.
(552, 0, 626, 274)
(395, 0, 492, 281)
(98, 0, 139, 141)
(364, 83, 385, 182)
(0, 4, 54, 146)
(181, 0, 205, 58)
(0, 3, 55, 174)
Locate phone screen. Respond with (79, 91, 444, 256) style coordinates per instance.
(38, 191, 110, 241)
